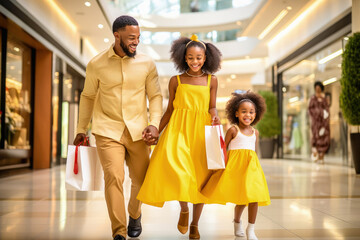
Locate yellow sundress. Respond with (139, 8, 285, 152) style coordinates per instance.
(201, 125, 271, 206)
(137, 75, 213, 207)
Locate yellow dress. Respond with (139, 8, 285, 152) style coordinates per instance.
(201, 126, 271, 206)
(137, 75, 213, 207)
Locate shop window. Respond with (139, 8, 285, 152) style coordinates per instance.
(4, 39, 32, 150)
(282, 39, 347, 164)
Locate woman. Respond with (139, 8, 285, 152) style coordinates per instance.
(308, 81, 330, 164)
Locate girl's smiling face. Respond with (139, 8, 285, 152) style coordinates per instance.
(236, 101, 256, 126)
(185, 46, 206, 73)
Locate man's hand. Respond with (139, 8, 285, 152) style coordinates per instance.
(73, 133, 87, 145)
(142, 125, 159, 145)
(212, 116, 221, 125)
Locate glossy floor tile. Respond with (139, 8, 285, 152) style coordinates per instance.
(0, 159, 360, 240)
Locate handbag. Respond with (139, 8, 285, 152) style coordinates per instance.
(65, 138, 105, 191)
(204, 125, 227, 169)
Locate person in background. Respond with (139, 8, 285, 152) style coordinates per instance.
(73, 15, 162, 240)
(308, 81, 330, 164)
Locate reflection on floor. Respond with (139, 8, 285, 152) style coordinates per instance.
(0, 159, 360, 240)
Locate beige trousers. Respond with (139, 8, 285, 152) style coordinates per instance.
(95, 127, 150, 238)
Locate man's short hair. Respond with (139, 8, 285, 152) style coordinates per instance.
(112, 15, 138, 33)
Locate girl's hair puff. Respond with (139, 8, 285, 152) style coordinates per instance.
(170, 37, 222, 74)
(226, 91, 266, 126)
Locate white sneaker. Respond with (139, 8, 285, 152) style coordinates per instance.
(246, 223, 258, 240)
(234, 220, 245, 237)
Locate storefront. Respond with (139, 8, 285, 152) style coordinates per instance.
(0, 12, 85, 171)
(274, 13, 351, 165)
(52, 57, 84, 166)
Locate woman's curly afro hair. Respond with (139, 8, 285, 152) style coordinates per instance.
(226, 91, 266, 126)
(170, 37, 222, 74)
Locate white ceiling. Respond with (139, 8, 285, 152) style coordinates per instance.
(52, 0, 312, 97)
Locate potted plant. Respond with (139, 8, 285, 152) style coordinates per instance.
(257, 90, 281, 158)
(340, 32, 360, 174)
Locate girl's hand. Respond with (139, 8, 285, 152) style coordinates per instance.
(212, 116, 221, 125)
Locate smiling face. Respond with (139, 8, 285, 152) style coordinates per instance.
(185, 46, 206, 74)
(236, 101, 256, 126)
(114, 25, 140, 57)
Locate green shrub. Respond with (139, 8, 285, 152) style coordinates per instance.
(257, 90, 281, 138)
(340, 32, 360, 126)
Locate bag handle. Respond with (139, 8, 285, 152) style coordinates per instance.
(73, 137, 90, 174)
(213, 125, 227, 165)
(217, 125, 227, 165)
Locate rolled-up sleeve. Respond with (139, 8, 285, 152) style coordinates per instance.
(146, 60, 163, 129)
(76, 62, 99, 134)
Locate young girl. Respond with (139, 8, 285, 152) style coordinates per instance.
(137, 34, 222, 239)
(202, 91, 271, 240)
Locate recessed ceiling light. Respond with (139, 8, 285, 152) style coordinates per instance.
(287, 6, 292, 10)
(98, 24, 104, 29)
(104, 38, 109, 43)
(85, 1, 91, 7)
(231, 74, 236, 79)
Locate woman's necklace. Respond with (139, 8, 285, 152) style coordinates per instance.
(185, 70, 205, 77)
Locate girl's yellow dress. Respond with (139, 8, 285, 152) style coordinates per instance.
(202, 126, 271, 206)
(137, 75, 214, 207)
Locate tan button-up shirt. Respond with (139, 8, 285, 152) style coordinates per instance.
(76, 45, 163, 142)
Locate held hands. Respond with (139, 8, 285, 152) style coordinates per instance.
(212, 116, 221, 125)
(73, 133, 87, 145)
(142, 125, 160, 146)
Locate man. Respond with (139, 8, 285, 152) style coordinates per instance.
(74, 15, 162, 240)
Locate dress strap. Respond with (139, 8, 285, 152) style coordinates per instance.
(176, 75, 181, 85)
(207, 74, 211, 87)
(233, 124, 240, 133)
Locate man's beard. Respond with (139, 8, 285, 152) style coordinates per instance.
(120, 39, 136, 57)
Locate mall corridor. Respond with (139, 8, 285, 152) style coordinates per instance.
(1, 159, 360, 240)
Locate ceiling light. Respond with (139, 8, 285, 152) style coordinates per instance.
(13, 47, 20, 52)
(84, 38, 98, 56)
(85, 1, 91, 7)
(98, 24, 104, 29)
(268, 0, 322, 46)
(286, 6, 292, 10)
(323, 77, 337, 85)
(104, 38, 109, 43)
(258, 9, 288, 40)
(231, 74, 236, 79)
(47, 0, 77, 32)
(318, 49, 343, 64)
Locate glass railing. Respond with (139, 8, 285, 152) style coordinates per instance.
(111, 0, 254, 15)
(141, 28, 242, 44)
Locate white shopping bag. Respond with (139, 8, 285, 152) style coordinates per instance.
(65, 144, 105, 191)
(205, 125, 227, 169)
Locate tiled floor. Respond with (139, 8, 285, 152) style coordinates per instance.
(1, 159, 360, 240)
